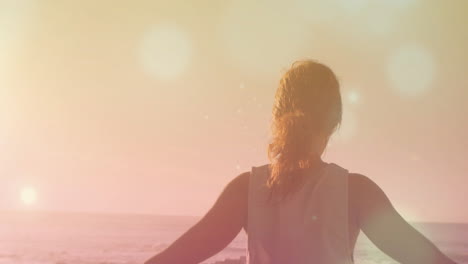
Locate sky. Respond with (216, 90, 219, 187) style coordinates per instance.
(0, 0, 467, 223)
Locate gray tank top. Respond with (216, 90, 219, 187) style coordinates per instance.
(247, 162, 353, 264)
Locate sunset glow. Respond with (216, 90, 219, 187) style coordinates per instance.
(0, 1, 466, 263)
(0, 0, 465, 224)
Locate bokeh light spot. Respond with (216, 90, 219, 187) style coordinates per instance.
(139, 24, 191, 80)
(347, 90, 361, 104)
(387, 44, 436, 97)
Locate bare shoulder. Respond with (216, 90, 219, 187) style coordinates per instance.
(216, 171, 251, 229)
(348, 173, 382, 194)
(217, 171, 251, 205)
(349, 173, 387, 200)
(348, 172, 390, 205)
(226, 171, 250, 192)
(348, 173, 396, 227)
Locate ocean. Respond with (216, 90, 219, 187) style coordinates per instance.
(0, 211, 466, 264)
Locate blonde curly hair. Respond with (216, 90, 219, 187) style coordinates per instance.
(267, 60, 342, 200)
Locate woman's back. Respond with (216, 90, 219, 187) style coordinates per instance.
(247, 162, 358, 264)
(143, 60, 457, 264)
(143, 163, 457, 264)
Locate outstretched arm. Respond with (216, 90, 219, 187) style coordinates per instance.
(144, 172, 249, 264)
(352, 174, 457, 264)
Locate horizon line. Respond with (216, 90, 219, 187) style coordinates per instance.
(2, 209, 467, 225)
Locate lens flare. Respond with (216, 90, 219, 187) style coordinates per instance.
(20, 186, 37, 206)
(387, 44, 436, 97)
(347, 90, 361, 104)
(139, 24, 191, 80)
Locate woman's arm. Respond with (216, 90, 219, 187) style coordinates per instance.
(351, 173, 457, 264)
(144, 172, 250, 264)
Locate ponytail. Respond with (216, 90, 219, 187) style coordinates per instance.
(266, 60, 342, 200)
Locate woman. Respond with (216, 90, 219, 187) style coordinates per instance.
(144, 60, 457, 264)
